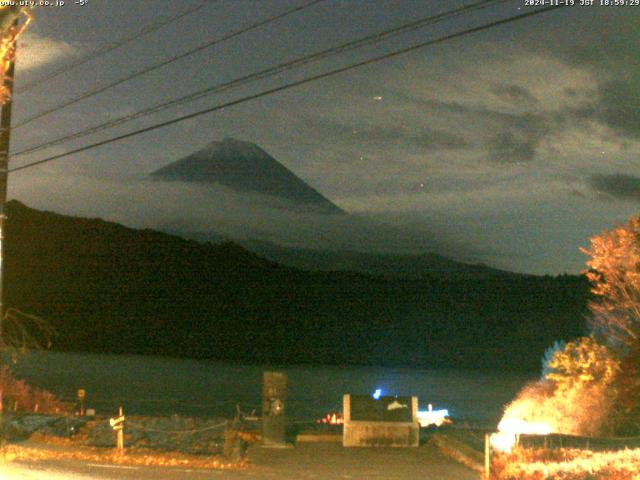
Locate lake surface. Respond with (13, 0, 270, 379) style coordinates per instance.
(6, 352, 532, 427)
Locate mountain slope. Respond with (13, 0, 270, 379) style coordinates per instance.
(4, 200, 589, 371)
(150, 137, 344, 214)
(241, 239, 509, 279)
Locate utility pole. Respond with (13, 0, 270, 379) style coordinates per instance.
(0, 9, 24, 444)
(0, 6, 26, 332)
(0, 17, 18, 324)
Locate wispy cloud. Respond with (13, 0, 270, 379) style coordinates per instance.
(17, 31, 78, 72)
(8, 171, 475, 259)
(589, 174, 640, 201)
(593, 81, 640, 140)
(491, 84, 539, 108)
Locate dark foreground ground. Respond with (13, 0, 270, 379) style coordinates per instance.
(3, 441, 479, 479)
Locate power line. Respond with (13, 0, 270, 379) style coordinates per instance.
(11, 0, 509, 159)
(9, 5, 564, 174)
(16, 1, 211, 94)
(12, 0, 325, 129)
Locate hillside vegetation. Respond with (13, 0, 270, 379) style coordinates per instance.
(4, 200, 588, 371)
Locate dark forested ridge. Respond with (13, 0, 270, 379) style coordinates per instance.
(4, 200, 589, 371)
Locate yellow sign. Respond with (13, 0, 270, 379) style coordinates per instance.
(77, 389, 86, 400)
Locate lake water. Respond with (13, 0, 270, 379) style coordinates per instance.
(6, 352, 532, 427)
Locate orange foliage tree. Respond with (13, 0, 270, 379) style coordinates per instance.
(580, 216, 640, 352)
(581, 216, 640, 434)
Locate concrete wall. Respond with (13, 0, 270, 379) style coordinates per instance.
(343, 394, 419, 447)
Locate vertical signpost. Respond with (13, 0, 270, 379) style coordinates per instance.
(262, 371, 287, 447)
(77, 388, 86, 416)
(109, 405, 125, 452)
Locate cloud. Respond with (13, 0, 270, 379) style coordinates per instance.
(8, 171, 477, 260)
(484, 111, 549, 164)
(302, 117, 468, 153)
(556, 11, 639, 75)
(17, 31, 78, 72)
(524, 10, 639, 142)
(491, 84, 539, 107)
(588, 174, 640, 201)
(386, 94, 553, 165)
(593, 80, 640, 139)
(488, 130, 538, 164)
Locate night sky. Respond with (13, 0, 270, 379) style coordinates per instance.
(7, 0, 640, 275)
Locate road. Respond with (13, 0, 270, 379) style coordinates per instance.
(1, 442, 479, 479)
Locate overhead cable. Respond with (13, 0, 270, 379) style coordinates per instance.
(9, 5, 564, 174)
(11, 0, 508, 158)
(16, 1, 211, 94)
(13, 0, 325, 128)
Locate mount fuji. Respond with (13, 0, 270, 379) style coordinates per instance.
(150, 137, 344, 214)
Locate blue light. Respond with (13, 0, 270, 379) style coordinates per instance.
(373, 388, 382, 400)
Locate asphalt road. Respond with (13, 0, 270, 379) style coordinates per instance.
(2, 442, 479, 480)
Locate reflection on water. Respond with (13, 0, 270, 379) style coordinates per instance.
(5, 351, 531, 427)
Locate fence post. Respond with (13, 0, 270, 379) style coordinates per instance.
(117, 405, 124, 451)
(484, 433, 491, 479)
(109, 405, 125, 452)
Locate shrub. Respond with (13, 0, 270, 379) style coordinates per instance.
(502, 337, 620, 437)
(545, 336, 619, 389)
(0, 366, 69, 414)
(491, 448, 640, 480)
